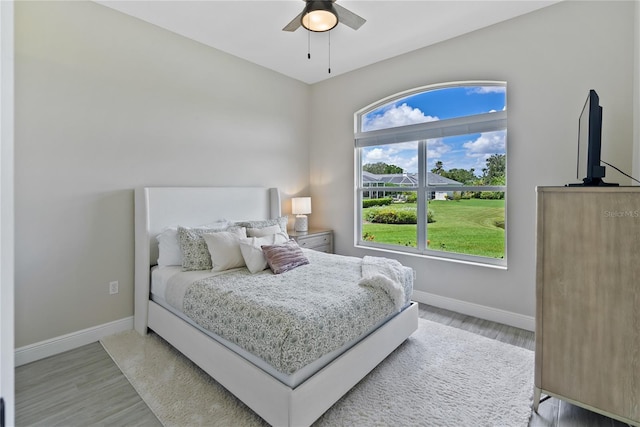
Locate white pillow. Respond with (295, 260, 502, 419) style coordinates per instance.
(156, 221, 228, 266)
(156, 227, 182, 266)
(203, 227, 247, 272)
(239, 232, 288, 274)
(246, 224, 282, 238)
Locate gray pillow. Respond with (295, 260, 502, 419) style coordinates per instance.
(178, 227, 216, 271)
(261, 239, 309, 274)
(235, 216, 288, 237)
(178, 226, 244, 271)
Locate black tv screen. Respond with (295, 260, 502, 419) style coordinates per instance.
(572, 89, 617, 186)
(577, 90, 604, 182)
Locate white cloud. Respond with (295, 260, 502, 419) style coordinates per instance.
(363, 148, 387, 162)
(466, 86, 506, 94)
(426, 138, 450, 160)
(362, 103, 438, 131)
(400, 155, 419, 172)
(459, 131, 506, 171)
(362, 144, 418, 173)
(463, 131, 506, 157)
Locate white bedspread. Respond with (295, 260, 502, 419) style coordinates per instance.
(359, 255, 407, 312)
(157, 250, 413, 378)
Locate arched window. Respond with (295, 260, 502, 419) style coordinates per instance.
(355, 81, 507, 266)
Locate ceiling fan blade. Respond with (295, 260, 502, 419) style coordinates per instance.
(283, 11, 303, 32)
(334, 4, 366, 30)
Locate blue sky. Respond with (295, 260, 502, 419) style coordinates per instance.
(362, 85, 506, 175)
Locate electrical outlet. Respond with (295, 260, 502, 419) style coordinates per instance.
(109, 281, 119, 295)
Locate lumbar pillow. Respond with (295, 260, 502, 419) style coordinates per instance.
(239, 232, 289, 274)
(261, 239, 309, 274)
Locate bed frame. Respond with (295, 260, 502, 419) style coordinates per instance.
(134, 186, 418, 426)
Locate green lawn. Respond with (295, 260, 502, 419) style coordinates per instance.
(362, 199, 505, 259)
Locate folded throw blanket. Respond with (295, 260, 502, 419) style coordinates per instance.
(359, 256, 406, 312)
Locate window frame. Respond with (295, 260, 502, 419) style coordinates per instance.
(354, 81, 507, 267)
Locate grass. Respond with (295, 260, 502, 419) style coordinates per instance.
(362, 199, 505, 259)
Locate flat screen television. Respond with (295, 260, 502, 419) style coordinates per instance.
(570, 89, 617, 186)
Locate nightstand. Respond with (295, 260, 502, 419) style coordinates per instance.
(289, 229, 334, 253)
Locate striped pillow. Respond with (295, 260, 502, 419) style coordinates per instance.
(261, 240, 309, 274)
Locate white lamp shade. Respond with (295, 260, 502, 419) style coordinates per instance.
(292, 197, 312, 215)
(302, 10, 338, 32)
(301, 2, 338, 32)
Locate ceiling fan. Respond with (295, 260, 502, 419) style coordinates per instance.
(283, 0, 366, 33)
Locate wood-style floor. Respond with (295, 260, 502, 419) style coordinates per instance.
(15, 303, 631, 427)
(14, 340, 161, 427)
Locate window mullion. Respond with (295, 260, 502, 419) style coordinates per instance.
(416, 140, 427, 251)
(355, 148, 363, 245)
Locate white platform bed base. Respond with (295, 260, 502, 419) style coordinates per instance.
(134, 187, 419, 427)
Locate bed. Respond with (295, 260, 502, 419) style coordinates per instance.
(134, 186, 419, 426)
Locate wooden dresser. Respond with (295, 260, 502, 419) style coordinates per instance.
(534, 186, 640, 426)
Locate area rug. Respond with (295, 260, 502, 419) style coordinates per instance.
(100, 319, 534, 426)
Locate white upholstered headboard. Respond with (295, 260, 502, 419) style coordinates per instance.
(134, 187, 281, 333)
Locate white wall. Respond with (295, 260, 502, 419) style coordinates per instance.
(14, 0, 637, 349)
(309, 1, 635, 325)
(1, 0, 15, 423)
(634, 0, 640, 180)
(14, 1, 310, 347)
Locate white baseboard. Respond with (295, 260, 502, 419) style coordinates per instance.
(412, 290, 535, 332)
(15, 316, 133, 367)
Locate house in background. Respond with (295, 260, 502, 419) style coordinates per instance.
(1, 0, 637, 390)
(362, 171, 462, 200)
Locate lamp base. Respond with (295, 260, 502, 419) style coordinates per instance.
(294, 215, 308, 232)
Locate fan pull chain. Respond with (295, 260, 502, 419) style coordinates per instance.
(308, 30, 311, 59)
(328, 31, 331, 74)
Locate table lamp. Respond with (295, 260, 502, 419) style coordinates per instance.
(292, 197, 311, 232)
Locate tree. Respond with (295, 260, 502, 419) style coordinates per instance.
(482, 154, 506, 185)
(363, 162, 403, 174)
(431, 161, 444, 175)
(442, 168, 477, 185)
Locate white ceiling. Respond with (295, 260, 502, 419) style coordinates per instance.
(97, 1, 560, 84)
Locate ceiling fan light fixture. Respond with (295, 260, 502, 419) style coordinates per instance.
(301, 1, 338, 32)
